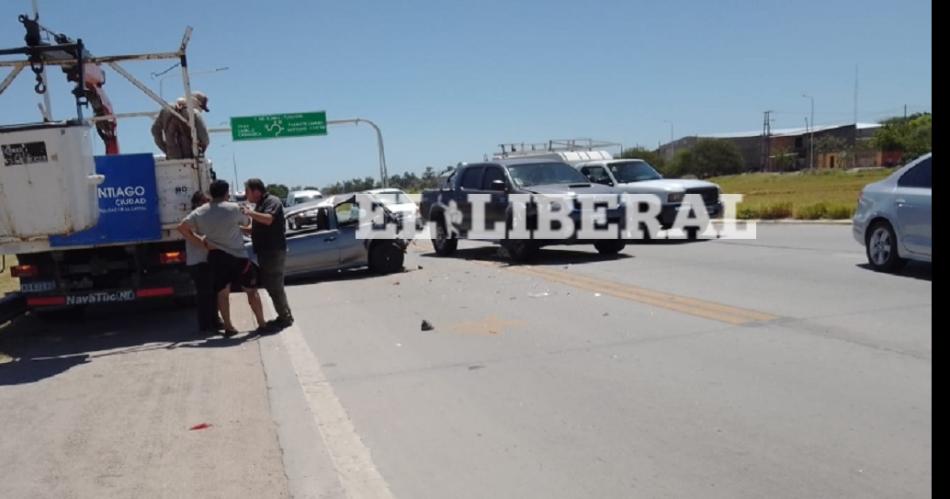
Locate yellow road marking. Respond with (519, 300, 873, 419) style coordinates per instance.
(415, 239, 778, 325)
(507, 265, 778, 325)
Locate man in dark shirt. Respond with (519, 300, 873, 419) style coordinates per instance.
(242, 178, 294, 329)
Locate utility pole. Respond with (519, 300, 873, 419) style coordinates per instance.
(664, 120, 675, 160)
(853, 65, 859, 168)
(802, 94, 815, 169)
(232, 151, 239, 188)
(762, 111, 773, 171)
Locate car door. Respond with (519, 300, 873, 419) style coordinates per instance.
(480, 165, 510, 232)
(334, 200, 368, 267)
(284, 207, 343, 275)
(457, 165, 485, 233)
(895, 157, 932, 257)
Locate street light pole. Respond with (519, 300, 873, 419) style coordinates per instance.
(802, 94, 815, 169)
(664, 120, 675, 159)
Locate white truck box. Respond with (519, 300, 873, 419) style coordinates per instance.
(0, 122, 102, 238)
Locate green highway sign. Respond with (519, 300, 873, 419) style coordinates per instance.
(230, 111, 327, 141)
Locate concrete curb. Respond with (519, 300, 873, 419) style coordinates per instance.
(711, 219, 852, 225)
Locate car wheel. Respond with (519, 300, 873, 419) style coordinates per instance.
(594, 240, 626, 255)
(369, 241, 405, 274)
(502, 240, 538, 262)
(865, 221, 906, 272)
(431, 218, 458, 256)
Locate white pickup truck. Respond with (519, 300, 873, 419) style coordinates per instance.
(495, 150, 722, 228)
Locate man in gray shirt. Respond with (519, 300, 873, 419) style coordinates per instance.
(179, 180, 265, 336)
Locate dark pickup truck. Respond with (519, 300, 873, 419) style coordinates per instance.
(419, 159, 632, 261)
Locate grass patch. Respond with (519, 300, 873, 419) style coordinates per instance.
(711, 168, 893, 220)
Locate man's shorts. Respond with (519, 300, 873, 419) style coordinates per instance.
(208, 250, 260, 293)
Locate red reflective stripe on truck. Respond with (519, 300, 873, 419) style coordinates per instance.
(26, 296, 67, 307)
(136, 287, 175, 298)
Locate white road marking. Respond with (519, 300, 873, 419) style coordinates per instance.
(281, 323, 395, 499)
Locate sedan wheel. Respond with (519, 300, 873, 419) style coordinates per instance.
(866, 221, 906, 272)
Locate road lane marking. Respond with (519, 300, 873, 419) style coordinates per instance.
(413, 239, 778, 324)
(281, 322, 396, 499)
(508, 265, 778, 325)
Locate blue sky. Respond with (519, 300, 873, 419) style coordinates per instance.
(1, 0, 932, 188)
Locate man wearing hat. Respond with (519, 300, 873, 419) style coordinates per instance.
(150, 97, 187, 156)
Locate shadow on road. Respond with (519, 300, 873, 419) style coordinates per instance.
(285, 266, 414, 287)
(420, 245, 634, 266)
(856, 261, 932, 282)
(0, 300, 260, 386)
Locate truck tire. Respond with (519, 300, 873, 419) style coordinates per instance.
(431, 219, 458, 256)
(369, 241, 405, 274)
(594, 240, 626, 255)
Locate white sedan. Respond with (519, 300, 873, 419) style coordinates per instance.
(363, 188, 422, 230)
(853, 153, 931, 271)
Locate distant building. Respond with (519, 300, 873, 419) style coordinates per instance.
(657, 123, 894, 171)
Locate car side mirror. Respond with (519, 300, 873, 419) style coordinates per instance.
(490, 179, 507, 191)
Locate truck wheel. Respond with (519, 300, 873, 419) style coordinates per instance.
(369, 241, 405, 274)
(502, 240, 538, 262)
(431, 219, 458, 256)
(594, 240, 626, 255)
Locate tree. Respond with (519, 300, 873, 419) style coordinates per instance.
(872, 113, 932, 162)
(667, 149, 693, 178)
(620, 147, 666, 171)
(770, 145, 797, 172)
(266, 183, 289, 200)
(620, 147, 672, 176)
(670, 139, 743, 178)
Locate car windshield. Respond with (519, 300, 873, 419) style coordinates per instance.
(507, 162, 589, 187)
(608, 161, 663, 182)
(373, 191, 412, 205)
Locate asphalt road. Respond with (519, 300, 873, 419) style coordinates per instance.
(0, 224, 931, 498)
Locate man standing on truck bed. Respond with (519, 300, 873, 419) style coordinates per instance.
(151, 92, 210, 159)
(243, 178, 294, 330)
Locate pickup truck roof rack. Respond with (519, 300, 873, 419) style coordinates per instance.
(495, 138, 623, 158)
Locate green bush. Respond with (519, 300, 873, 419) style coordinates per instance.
(795, 202, 853, 220)
(795, 203, 828, 220)
(738, 202, 793, 220)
